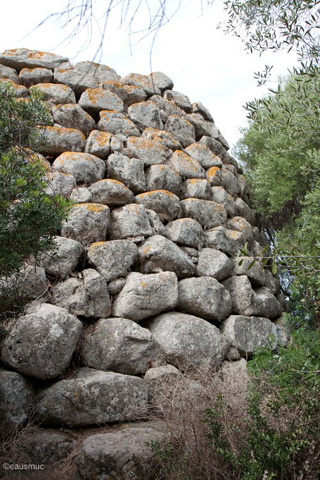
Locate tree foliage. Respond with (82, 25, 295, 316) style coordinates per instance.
(236, 73, 320, 324)
(0, 83, 70, 280)
(222, 0, 320, 77)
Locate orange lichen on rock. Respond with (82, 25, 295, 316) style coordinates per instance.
(75, 203, 109, 213)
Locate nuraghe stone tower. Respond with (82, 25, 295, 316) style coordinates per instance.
(0, 49, 285, 479)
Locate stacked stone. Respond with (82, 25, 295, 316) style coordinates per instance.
(0, 48, 285, 476)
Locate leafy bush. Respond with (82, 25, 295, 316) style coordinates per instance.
(0, 83, 70, 307)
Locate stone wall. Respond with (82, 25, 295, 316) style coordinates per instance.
(0, 48, 285, 478)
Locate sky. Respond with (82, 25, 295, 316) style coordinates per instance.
(0, 0, 299, 152)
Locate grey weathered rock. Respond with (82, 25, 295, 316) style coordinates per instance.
(98, 110, 140, 136)
(0, 369, 34, 439)
(220, 315, 278, 355)
(38, 126, 85, 156)
(51, 269, 111, 318)
(265, 269, 280, 295)
(227, 216, 254, 245)
(70, 186, 93, 203)
(164, 90, 192, 112)
(197, 248, 233, 281)
(76, 423, 166, 479)
(146, 209, 166, 236)
(0, 265, 47, 302)
(89, 179, 134, 206)
(235, 197, 255, 224)
(165, 116, 196, 147)
(61, 203, 110, 245)
(211, 186, 236, 217)
(19, 67, 53, 85)
(107, 277, 126, 295)
(200, 135, 228, 160)
(142, 127, 181, 150)
(87, 240, 138, 282)
(53, 152, 105, 184)
(181, 178, 212, 200)
(146, 164, 182, 196)
(82, 317, 165, 375)
(128, 101, 163, 129)
(123, 72, 161, 95)
(54, 61, 120, 95)
(0, 64, 19, 82)
(101, 79, 145, 105)
(221, 168, 241, 198)
(85, 130, 112, 158)
(79, 87, 124, 115)
(126, 136, 167, 165)
(148, 71, 174, 91)
(135, 190, 181, 223)
(169, 150, 205, 179)
(22, 431, 76, 464)
(51, 103, 95, 137)
(254, 287, 282, 319)
(222, 275, 255, 316)
(107, 153, 146, 193)
(138, 235, 195, 279)
(205, 225, 246, 255)
(233, 256, 266, 286)
(0, 78, 28, 97)
(109, 204, 153, 239)
(38, 236, 84, 278)
(166, 218, 204, 248)
(192, 101, 214, 122)
(1, 303, 82, 379)
(112, 272, 178, 321)
(181, 198, 227, 230)
(185, 113, 219, 140)
(206, 166, 223, 186)
(0, 48, 69, 70)
(36, 368, 148, 427)
(30, 83, 76, 104)
(178, 276, 232, 321)
(45, 171, 76, 198)
(148, 312, 230, 369)
(185, 142, 222, 169)
(148, 94, 184, 120)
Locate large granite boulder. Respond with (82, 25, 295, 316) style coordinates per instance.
(1, 304, 82, 379)
(178, 276, 232, 322)
(82, 317, 165, 375)
(112, 272, 178, 321)
(0, 369, 34, 439)
(36, 368, 148, 427)
(148, 312, 230, 370)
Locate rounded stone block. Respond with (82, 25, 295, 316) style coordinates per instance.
(181, 198, 227, 230)
(148, 312, 230, 370)
(135, 190, 181, 223)
(89, 179, 134, 206)
(61, 203, 110, 245)
(53, 152, 106, 184)
(166, 218, 204, 248)
(1, 303, 82, 380)
(112, 271, 178, 322)
(178, 276, 232, 322)
(36, 368, 148, 427)
(87, 240, 138, 282)
(82, 317, 165, 375)
(169, 150, 205, 179)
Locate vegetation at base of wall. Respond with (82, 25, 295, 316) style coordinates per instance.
(0, 83, 70, 310)
(149, 324, 320, 480)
